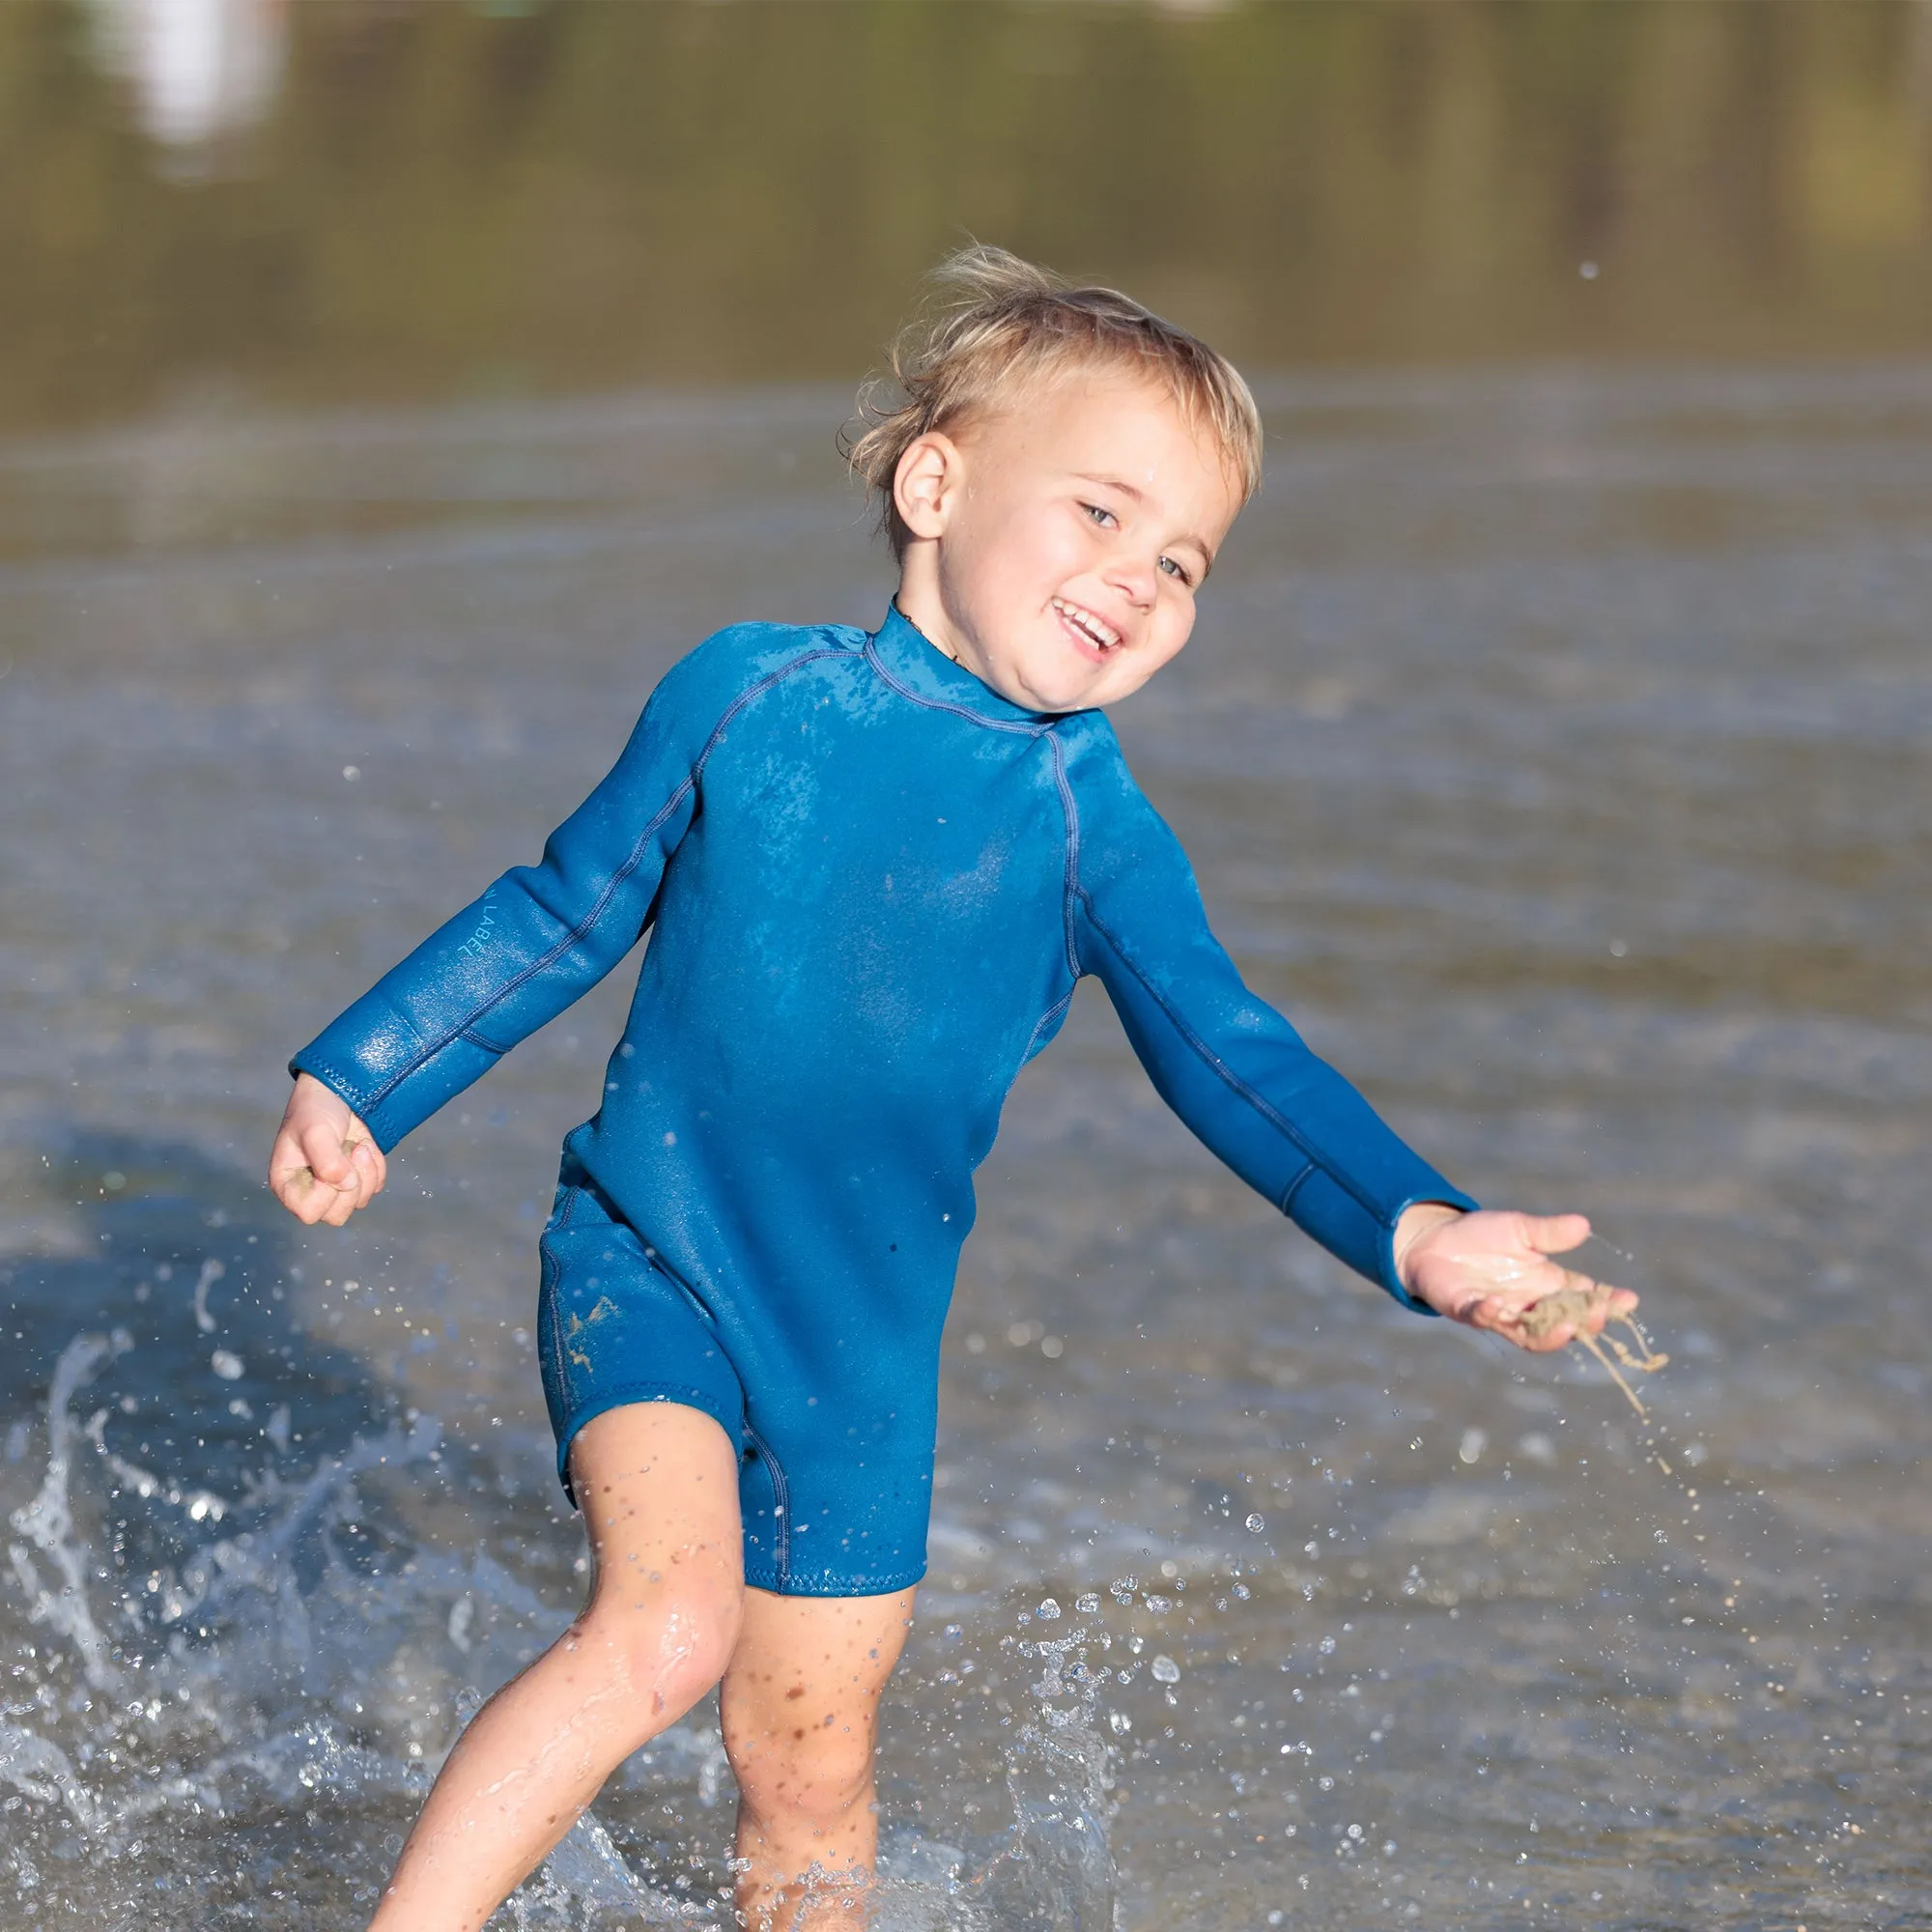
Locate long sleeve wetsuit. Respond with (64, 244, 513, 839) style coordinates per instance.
(294, 605, 1474, 1594)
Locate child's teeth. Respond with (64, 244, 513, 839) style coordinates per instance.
(1056, 599, 1115, 648)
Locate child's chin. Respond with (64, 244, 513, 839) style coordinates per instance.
(1024, 658, 1114, 709)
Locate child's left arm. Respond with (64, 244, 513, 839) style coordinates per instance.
(1064, 725, 1637, 1332)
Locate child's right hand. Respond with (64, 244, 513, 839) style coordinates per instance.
(268, 1072, 387, 1227)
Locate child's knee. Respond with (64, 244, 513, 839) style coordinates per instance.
(573, 1575, 743, 1732)
(727, 1715, 877, 1829)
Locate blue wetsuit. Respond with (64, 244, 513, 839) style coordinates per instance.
(294, 606, 1475, 1596)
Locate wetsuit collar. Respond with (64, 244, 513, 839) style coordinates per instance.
(868, 602, 1062, 726)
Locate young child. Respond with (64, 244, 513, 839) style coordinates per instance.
(269, 247, 1635, 1931)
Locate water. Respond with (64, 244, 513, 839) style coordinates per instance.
(4, 364, 1930, 1926)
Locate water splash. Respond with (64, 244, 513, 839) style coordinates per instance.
(950, 1605, 1119, 1931)
(0, 1333, 1130, 1928)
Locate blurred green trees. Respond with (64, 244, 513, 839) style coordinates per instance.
(4, 0, 1930, 431)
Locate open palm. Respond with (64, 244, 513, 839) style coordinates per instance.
(1396, 1209, 1636, 1351)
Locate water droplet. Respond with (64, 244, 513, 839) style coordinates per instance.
(211, 1349, 244, 1380)
(342, 765, 360, 781)
(1458, 1428, 1486, 1464)
(1075, 1592, 1100, 1614)
(1037, 1598, 1061, 1620)
(1151, 1654, 1180, 1684)
(1245, 1512, 1264, 1532)
(1579, 260, 1601, 280)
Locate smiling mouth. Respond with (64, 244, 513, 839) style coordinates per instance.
(1051, 595, 1122, 659)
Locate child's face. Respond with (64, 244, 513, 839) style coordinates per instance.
(893, 371, 1244, 713)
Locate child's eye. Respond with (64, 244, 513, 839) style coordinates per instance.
(1081, 502, 1118, 528)
(1157, 554, 1194, 586)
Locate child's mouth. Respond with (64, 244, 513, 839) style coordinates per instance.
(1051, 596, 1121, 662)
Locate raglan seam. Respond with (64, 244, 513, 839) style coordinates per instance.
(356, 643, 850, 1116)
(1045, 729, 1084, 981)
(1074, 889, 1386, 1224)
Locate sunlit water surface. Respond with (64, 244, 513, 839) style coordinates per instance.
(3, 367, 1929, 1928)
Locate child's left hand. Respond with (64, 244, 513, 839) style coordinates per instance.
(1391, 1206, 1636, 1350)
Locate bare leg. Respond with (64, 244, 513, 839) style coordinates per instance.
(367, 1404, 745, 1932)
(722, 1586, 917, 1930)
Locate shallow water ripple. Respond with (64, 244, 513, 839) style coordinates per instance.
(1, 367, 1927, 1927)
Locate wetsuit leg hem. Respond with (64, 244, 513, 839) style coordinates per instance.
(554, 1382, 746, 1507)
(742, 1563, 928, 1600)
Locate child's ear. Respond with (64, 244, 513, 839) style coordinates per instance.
(893, 433, 961, 541)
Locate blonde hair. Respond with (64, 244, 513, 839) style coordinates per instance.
(844, 244, 1263, 558)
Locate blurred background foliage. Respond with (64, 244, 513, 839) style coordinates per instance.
(4, 0, 1932, 434)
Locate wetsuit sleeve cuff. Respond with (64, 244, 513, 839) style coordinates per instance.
(1377, 1188, 1482, 1315)
(1285, 1166, 1481, 1314)
(288, 1029, 416, 1154)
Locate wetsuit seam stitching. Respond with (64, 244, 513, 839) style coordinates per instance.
(863, 642, 1051, 736)
(539, 1194, 576, 1401)
(741, 1419, 791, 1588)
(1075, 890, 1384, 1223)
(1277, 1163, 1317, 1214)
(1046, 729, 1084, 981)
(357, 646, 848, 1115)
(1020, 988, 1076, 1064)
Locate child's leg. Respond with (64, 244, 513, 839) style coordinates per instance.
(721, 1584, 917, 1929)
(367, 1404, 745, 1932)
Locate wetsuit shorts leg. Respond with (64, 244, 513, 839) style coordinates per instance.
(536, 1161, 747, 1502)
(535, 1160, 936, 1598)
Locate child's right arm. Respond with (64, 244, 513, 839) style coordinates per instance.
(270, 627, 794, 1218)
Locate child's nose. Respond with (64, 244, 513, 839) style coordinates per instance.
(1104, 552, 1158, 609)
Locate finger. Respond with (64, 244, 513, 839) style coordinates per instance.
(269, 1137, 324, 1221)
(1489, 1306, 1575, 1353)
(1572, 1284, 1641, 1333)
(300, 1120, 358, 1190)
(347, 1132, 387, 1203)
(1453, 1293, 1510, 1333)
(335, 1137, 370, 1212)
(266, 1129, 305, 1195)
(272, 1163, 331, 1226)
(1519, 1319, 1576, 1353)
(1531, 1267, 1627, 1334)
(1519, 1211, 1591, 1257)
